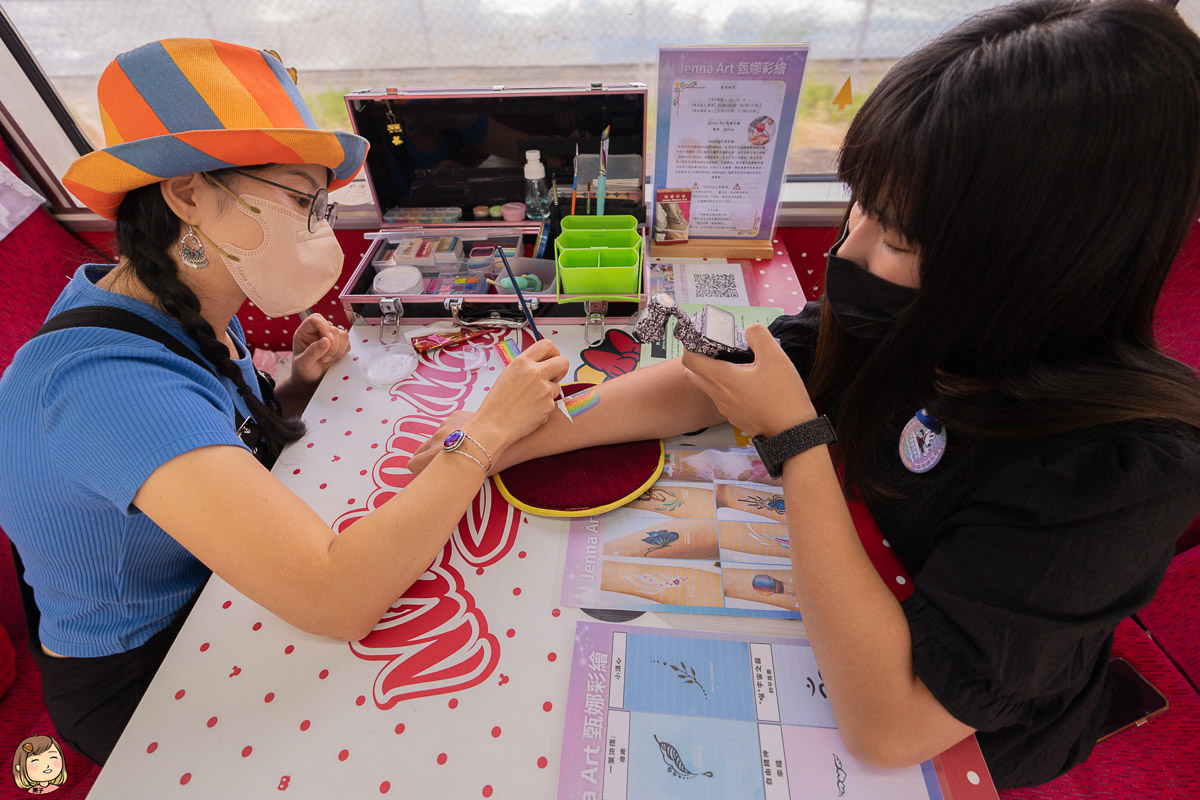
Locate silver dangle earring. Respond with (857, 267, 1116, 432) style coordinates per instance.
(179, 225, 209, 269)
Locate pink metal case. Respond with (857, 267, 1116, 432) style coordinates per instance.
(338, 84, 649, 328)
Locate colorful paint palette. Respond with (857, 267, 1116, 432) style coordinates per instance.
(494, 339, 523, 366)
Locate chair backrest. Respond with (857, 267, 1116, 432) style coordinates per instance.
(0, 135, 110, 373)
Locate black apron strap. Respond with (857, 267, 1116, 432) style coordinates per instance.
(35, 306, 214, 375)
(31, 305, 282, 461)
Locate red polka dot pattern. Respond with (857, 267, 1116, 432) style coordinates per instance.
(174, 689, 185, 700)
(206, 716, 218, 728)
(448, 698, 458, 709)
(547, 652, 557, 662)
(394, 723, 405, 734)
(147, 742, 158, 754)
(537, 757, 548, 769)
(437, 753, 448, 766)
(356, 695, 366, 706)
(338, 749, 349, 762)
(199, 642, 210, 652)
(264, 692, 275, 703)
(491, 726, 501, 738)
(242, 746, 253, 758)
(543, 701, 552, 712)
(180, 773, 191, 785)
(300, 720, 311, 731)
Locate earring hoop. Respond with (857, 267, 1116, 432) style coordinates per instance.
(179, 225, 209, 269)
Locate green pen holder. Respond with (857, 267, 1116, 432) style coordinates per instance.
(553, 229, 644, 260)
(556, 247, 642, 295)
(559, 214, 638, 232)
(555, 215, 644, 297)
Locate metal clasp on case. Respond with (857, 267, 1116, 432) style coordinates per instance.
(584, 301, 608, 346)
(379, 297, 402, 345)
(445, 296, 537, 329)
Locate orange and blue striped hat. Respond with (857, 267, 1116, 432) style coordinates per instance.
(63, 39, 368, 220)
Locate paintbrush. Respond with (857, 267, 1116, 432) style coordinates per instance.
(495, 246, 542, 340)
(493, 248, 575, 420)
(597, 125, 610, 216)
(571, 143, 579, 217)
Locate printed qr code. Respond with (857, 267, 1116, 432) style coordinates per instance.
(693, 273, 740, 298)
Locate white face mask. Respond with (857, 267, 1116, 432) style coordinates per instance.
(199, 192, 344, 318)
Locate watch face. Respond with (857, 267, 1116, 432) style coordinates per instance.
(700, 305, 738, 348)
(443, 430, 465, 451)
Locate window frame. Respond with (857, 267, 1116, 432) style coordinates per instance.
(1, 10, 850, 232)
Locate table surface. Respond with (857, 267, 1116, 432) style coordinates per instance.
(88, 250, 996, 799)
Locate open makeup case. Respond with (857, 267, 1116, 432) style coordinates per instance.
(338, 83, 651, 340)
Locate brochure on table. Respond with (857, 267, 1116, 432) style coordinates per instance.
(561, 438, 801, 620)
(557, 622, 1000, 800)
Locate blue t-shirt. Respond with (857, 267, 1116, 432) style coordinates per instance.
(0, 264, 263, 657)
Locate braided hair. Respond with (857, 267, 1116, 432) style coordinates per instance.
(113, 169, 306, 462)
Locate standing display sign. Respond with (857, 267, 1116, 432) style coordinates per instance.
(653, 45, 809, 259)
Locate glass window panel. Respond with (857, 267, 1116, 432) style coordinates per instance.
(7, 0, 1007, 184)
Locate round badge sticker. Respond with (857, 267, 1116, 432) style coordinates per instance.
(899, 410, 947, 473)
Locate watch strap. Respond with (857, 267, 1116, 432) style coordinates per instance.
(753, 416, 837, 478)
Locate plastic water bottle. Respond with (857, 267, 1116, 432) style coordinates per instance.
(524, 150, 551, 220)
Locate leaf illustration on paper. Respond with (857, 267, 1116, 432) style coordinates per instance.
(654, 735, 713, 779)
(651, 659, 708, 699)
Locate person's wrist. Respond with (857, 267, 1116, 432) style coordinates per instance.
(454, 415, 509, 465)
(760, 404, 818, 439)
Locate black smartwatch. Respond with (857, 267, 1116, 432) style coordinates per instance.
(752, 416, 837, 478)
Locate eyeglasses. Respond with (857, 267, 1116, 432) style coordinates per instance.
(225, 169, 338, 232)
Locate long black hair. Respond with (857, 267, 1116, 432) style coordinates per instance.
(807, 0, 1200, 497)
(114, 167, 306, 462)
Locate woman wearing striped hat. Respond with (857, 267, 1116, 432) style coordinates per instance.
(0, 39, 567, 764)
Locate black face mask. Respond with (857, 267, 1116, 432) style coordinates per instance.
(824, 226, 917, 342)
